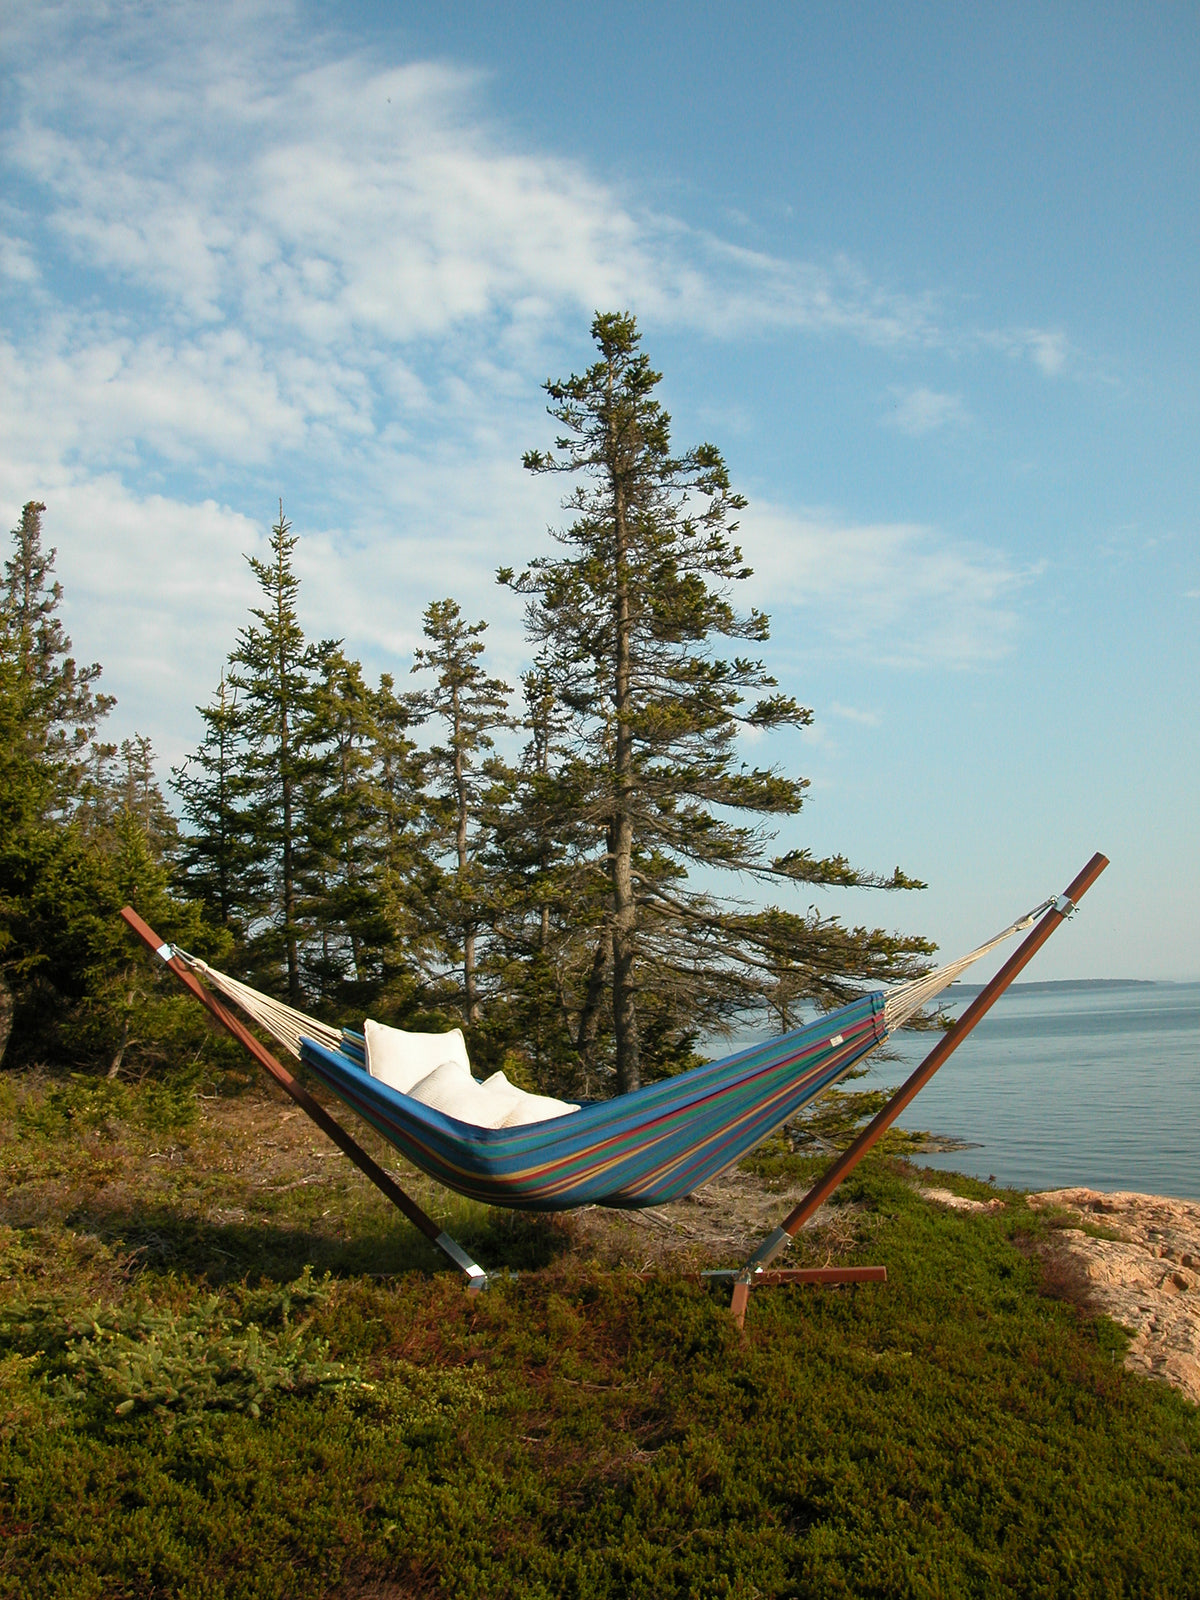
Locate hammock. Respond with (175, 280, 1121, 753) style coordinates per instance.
(165, 898, 1051, 1212)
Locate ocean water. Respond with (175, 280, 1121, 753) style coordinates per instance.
(856, 982, 1200, 1200)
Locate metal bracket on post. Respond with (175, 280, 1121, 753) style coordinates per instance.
(435, 1232, 490, 1294)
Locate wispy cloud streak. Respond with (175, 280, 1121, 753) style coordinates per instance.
(744, 506, 1039, 670)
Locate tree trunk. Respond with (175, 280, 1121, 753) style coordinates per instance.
(453, 686, 479, 1024)
(106, 1015, 129, 1079)
(278, 570, 301, 1007)
(0, 971, 13, 1067)
(609, 475, 640, 1093)
(107, 978, 134, 1078)
(574, 930, 612, 1091)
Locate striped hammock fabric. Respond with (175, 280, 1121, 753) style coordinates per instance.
(166, 896, 1051, 1211)
(297, 995, 887, 1210)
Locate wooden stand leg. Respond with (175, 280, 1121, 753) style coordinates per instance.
(725, 852, 1108, 1323)
(119, 906, 490, 1291)
(730, 1279, 750, 1329)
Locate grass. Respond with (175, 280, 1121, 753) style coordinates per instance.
(1, 1069, 1197, 1599)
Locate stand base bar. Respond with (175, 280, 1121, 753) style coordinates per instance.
(703, 1266, 887, 1286)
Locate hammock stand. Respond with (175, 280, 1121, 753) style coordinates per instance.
(120, 851, 1106, 1321)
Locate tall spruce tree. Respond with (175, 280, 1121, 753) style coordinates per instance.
(172, 672, 260, 935)
(364, 670, 437, 1014)
(503, 312, 929, 1094)
(300, 642, 393, 1009)
(80, 737, 219, 1079)
(411, 599, 513, 1025)
(0, 502, 117, 1061)
(489, 659, 611, 1094)
(2, 501, 114, 810)
(227, 503, 319, 1005)
(0, 502, 221, 1073)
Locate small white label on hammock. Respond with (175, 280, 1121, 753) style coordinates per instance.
(155, 943, 173, 962)
(829, 1034, 844, 1048)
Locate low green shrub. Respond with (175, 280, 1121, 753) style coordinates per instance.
(0, 1268, 357, 1422)
(2, 1079, 1197, 1599)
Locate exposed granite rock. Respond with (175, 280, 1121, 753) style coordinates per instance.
(918, 1186, 1006, 1213)
(1029, 1188, 1200, 1406)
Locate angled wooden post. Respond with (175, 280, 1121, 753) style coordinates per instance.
(120, 906, 489, 1290)
(729, 851, 1109, 1326)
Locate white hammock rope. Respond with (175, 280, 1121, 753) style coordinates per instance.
(881, 896, 1055, 1034)
(170, 951, 343, 1059)
(167, 894, 1058, 1067)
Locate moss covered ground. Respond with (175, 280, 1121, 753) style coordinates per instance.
(1, 1070, 1197, 1599)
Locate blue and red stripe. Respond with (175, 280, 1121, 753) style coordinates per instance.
(298, 993, 887, 1210)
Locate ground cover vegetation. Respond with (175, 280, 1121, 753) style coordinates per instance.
(0, 314, 931, 1097)
(1, 1075, 1198, 1598)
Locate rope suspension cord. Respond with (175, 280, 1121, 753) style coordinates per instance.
(164, 895, 1064, 1067)
(167, 950, 344, 1059)
(881, 896, 1056, 1034)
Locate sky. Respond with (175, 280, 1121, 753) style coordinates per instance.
(1, 1, 1197, 981)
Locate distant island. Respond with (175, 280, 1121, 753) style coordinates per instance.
(947, 978, 1161, 998)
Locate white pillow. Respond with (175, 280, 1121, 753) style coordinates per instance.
(363, 1019, 470, 1094)
(407, 1059, 488, 1123)
(499, 1089, 580, 1128)
(405, 1062, 579, 1131)
(475, 1070, 527, 1122)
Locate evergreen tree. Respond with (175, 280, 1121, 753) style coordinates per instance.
(301, 643, 386, 1009)
(370, 671, 431, 943)
(0, 501, 225, 1074)
(411, 599, 514, 1025)
(347, 670, 434, 1010)
(227, 503, 320, 1005)
(172, 672, 260, 935)
(79, 741, 223, 1079)
(2, 501, 114, 810)
(503, 313, 930, 1094)
(173, 523, 435, 1030)
(489, 660, 611, 1095)
(0, 502, 116, 1062)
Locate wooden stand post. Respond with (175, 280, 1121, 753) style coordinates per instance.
(119, 907, 490, 1290)
(728, 852, 1109, 1326)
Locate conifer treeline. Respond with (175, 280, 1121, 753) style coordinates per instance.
(0, 315, 934, 1094)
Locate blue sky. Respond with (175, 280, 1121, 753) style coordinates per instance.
(2, 1, 1196, 980)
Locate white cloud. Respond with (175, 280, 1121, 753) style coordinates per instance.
(0, 229, 38, 283)
(886, 386, 969, 436)
(6, 43, 948, 358)
(1021, 328, 1069, 376)
(0, 6, 1076, 497)
(743, 505, 1037, 670)
(981, 325, 1070, 377)
(827, 702, 881, 726)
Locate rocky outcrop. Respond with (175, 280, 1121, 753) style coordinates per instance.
(918, 1186, 1006, 1214)
(1029, 1188, 1200, 1406)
